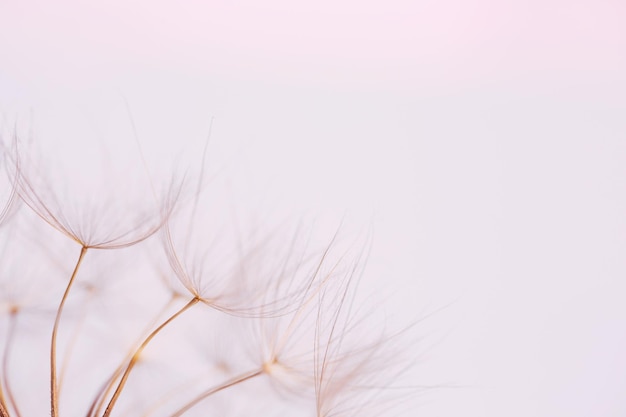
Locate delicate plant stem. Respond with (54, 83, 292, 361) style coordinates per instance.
(0, 311, 21, 417)
(169, 368, 264, 417)
(138, 375, 206, 417)
(2, 313, 21, 417)
(51, 246, 89, 417)
(59, 290, 95, 392)
(102, 297, 200, 417)
(88, 295, 181, 417)
(0, 362, 9, 417)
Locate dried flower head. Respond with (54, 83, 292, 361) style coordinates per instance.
(160, 168, 317, 319)
(7, 130, 174, 250)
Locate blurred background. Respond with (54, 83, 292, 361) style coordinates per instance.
(1, 1, 625, 415)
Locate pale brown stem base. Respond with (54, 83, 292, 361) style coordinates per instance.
(86, 296, 181, 417)
(51, 246, 89, 417)
(169, 368, 264, 417)
(2, 313, 21, 417)
(102, 297, 200, 417)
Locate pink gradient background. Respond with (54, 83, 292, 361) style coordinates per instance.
(2, 0, 624, 92)
(1, 1, 626, 416)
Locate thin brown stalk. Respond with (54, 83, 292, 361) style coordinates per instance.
(102, 297, 200, 417)
(59, 288, 96, 392)
(86, 366, 122, 417)
(51, 246, 89, 417)
(0, 326, 8, 417)
(136, 375, 206, 417)
(168, 368, 264, 417)
(87, 295, 181, 417)
(1, 311, 20, 417)
(0, 364, 8, 417)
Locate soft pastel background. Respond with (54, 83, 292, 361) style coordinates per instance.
(1, 1, 626, 416)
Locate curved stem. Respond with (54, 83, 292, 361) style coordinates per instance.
(51, 246, 88, 417)
(59, 289, 95, 392)
(2, 313, 21, 417)
(137, 375, 205, 417)
(86, 295, 180, 417)
(0, 348, 8, 417)
(102, 297, 199, 417)
(0, 402, 9, 417)
(169, 368, 263, 417)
